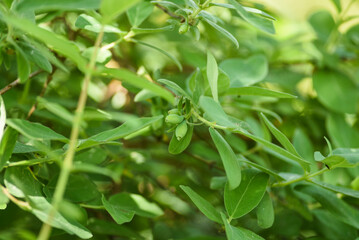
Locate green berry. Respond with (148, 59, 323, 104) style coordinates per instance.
(178, 23, 189, 34)
(165, 114, 184, 124)
(175, 120, 188, 140)
(168, 108, 180, 115)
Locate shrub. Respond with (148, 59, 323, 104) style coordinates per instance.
(0, 0, 358, 239)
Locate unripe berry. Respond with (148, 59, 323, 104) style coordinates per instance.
(168, 108, 180, 115)
(165, 114, 184, 124)
(175, 120, 188, 140)
(178, 23, 189, 34)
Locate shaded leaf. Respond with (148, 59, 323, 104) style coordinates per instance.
(78, 116, 163, 150)
(127, 2, 154, 27)
(101, 0, 141, 23)
(102, 195, 135, 224)
(256, 192, 274, 229)
(168, 125, 193, 154)
(226, 86, 296, 98)
(260, 113, 300, 157)
(6, 119, 67, 142)
(180, 185, 222, 224)
(313, 70, 358, 114)
(220, 55, 268, 87)
(221, 212, 264, 240)
(130, 39, 182, 71)
(224, 169, 269, 219)
(228, 0, 275, 34)
(209, 128, 241, 190)
(206, 51, 219, 102)
(104, 193, 163, 218)
(202, 18, 239, 48)
(15, 0, 100, 12)
(102, 67, 175, 104)
(296, 184, 359, 228)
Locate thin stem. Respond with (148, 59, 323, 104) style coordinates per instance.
(0, 70, 43, 95)
(1, 185, 31, 211)
(271, 168, 329, 188)
(192, 110, 227, 130)
(189, 0, 212, 21)
(193, 109, 326, 188)
(37, 25, 105, 240)
(27, 67, 56, 119)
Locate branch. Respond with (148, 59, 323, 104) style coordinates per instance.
(154, 4, 184, 21)
(27, 67, 57, 119)
(0, 70, 43, 95)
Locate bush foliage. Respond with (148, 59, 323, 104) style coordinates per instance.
(0, 0, 359, 239)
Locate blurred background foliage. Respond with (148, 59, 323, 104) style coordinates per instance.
(0, 0, 358, 239)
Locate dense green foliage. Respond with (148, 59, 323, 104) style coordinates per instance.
(0, 0, 359, 239)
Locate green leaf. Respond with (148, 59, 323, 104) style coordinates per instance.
(331, 0, 342, 12)
(14, 45, 30, 83)
(210, 3, 276, 21)
(127, 2, 154, 27)
(209, 128, 241, 190)
(220, 55, 268, 87)
(202, 18, 239, 48)
(4, 167, 92, 238)
(256, 192, 274, 229)
(310, 179, 359, 198)
(168, 125, 193, 154)
(44, 174, 101, 203)
(235, 129, 311, 172)
(37, 97, 76, 126)
(332, 148, 359, 165)
(226, 86, 296, 98)
(78, 116, 163, 150)
(13, 142, 40, 154)
(15, 0, 100, 12)
(210, 176, 227, 190)
(326, 113, 359, 148)
(238, 155, 285, 181)
(199, 96, 236, 128)
(313, 70, 358, 114)
(130, 39, 182, 71)
(224, 169, 269, 219)
(20, 42, 52, 73)
(72, 162, 121, 182)
(260, 113, 301, 157)
(103, 193, 163, 218)
(82, 47, 112, 64)
(296, 184, 359, 229)
(315, 148, 359, 169)
(0, 96, 5, 142)
(158, 79, 193, 101)
(88, 219, 144, 239)
(221, 212, 265, 240)
(3, 14, 87, 70)
(134, 89, 158, 102)
(313, 209, 357, 240)
(0, 188, 9, 210)
(0, 128, 18, 171)
(6, 119, 68, 142)
(180, 185, 222, 224)
(101, 0, 142, 23)
(228, 0, 275, 34)
(309, 11, 335, 42)
(102, 195, 135, 224)
(206, 51, 219, 102)
(188, 67, 230, 98)
(101, 68, 175, 104)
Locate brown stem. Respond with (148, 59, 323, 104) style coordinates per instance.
(154, 4, 184, 21)
(0, 70, 43, 95)
(27, 67, 57, 119)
